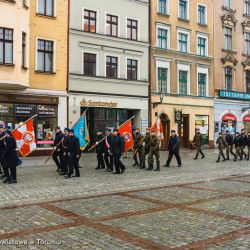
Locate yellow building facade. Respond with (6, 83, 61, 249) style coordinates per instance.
(151, 0, 214, 148)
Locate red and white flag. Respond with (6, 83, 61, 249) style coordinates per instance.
(12, 119, 36, 157)
(118, 120, 134, 152)
(151, 117, 163, 139)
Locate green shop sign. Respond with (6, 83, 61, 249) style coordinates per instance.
(219, 90, 250, 101)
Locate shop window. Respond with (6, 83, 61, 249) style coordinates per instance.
(225, 67, 233, 91)
(94, 108, 105, 120)
(221, 113, 237, 134)
(245, 70, 250, 93)
(195, 115, 209, 144)
(83, 9, 96, 33)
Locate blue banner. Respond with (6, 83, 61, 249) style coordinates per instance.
(219, 90, 250, 101)
(73, 114, 90, 150)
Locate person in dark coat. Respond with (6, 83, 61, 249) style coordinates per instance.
(95, 129, 106, 170)
(104, 128, 114, 172)
(52, 126, 64, 172)
(164, 130, 182, 167)
(110, 129, 126, 174)
(65, 129, 80, 178)
(0, 125, 5, 176)
(60, 128, 69, 176)
(2, 130, 19, 184)
(233, 132, 242, 161)
(240, 129, 247, 160)
(225, 130, 236, 160)
(246, 132, 250, 161)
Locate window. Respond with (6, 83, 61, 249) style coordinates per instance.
(197, 37, 206, 56)
(198, 73, 207, 96)
(127, 59, 138, 80)
(127, 19, 138, 40)
(158, 68, 168, 93)
(224, 27, 232, 50)
(225, 67, 233, 91)
(179, 70, 188, 95)
(106, 56, 118, 78)
(246, 70, 250, 93)
(84, 53, 96, 76)
(83, 10, 96, 33)
(37, 39, 54, 72)
(198, 5, 206, 25)
(158, 0, 168, 14)
(179, 0, 188, 20)
(224, 0, 232, 8)
(245, 32, 250, 55)
(158, 28, 168, 49)
(37, 0, 54, 17)
(22, 32, 26, 67)
(106, 14, 118, 37)
(245, 0, 250, 15)
(178, 32, 188, 52)
(0, 28, 13, 64)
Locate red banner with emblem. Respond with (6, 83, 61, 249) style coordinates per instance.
(12, 119, 36, 157)
(118, 120, 134, 152)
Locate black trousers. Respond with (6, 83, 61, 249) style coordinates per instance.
(166, 150, 182, 166)
(68, 153, 80, 176)
(3, 164, 17, 180)
(114, 154, 126, 173)
(104, 152, 113, 170)
(61, 153, 68, 173)
(97, 152, 105, 168)
(52, 151, 64, 169)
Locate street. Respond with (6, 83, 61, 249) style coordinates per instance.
(0, 150, 249, 249)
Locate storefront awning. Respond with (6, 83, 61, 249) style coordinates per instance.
(243, 114, 250, 122)
(222, 113, 237, 121)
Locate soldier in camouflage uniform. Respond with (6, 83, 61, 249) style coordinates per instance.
(216, 132, 227, 162)
(146, 129, 160, 171)
(132, 128, 143, 167)
(192, 129, 205, 160)
(233, 132, 242, 161)
(225, 130, 236, 160)
(140, 128, 151, 169)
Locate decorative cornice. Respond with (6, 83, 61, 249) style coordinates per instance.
(221, 10, 237, 28)
(221, 52, 238, 66)
(241, 19, 250, 32)
(242, 57, 250, 68)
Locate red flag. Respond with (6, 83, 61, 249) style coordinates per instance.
(118, 120, 134, 152)
(12, 119, 36, 157)
(151, 117, 163, 139)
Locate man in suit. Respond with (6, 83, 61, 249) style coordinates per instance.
(164, 130, 181, 167)
(52, 126, 64, 172)
(104, 128, 113, 172)
(110, 129, 126, 174)
(95, 129, 106, 170)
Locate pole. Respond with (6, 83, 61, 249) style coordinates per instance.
(88, 115, 135, 152)
(131, 136, 145, 159)
(44, 108, 89, 164)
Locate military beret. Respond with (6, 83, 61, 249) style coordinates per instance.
(68, 129, 74, 133)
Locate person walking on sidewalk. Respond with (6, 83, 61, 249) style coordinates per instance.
(140, 128, 151, 169)
(216, 132, 227, 162)
(225, 130, 236, 160)
(95, 129, 106, 170)
(164, 130, 181, 167)
(233, 132, 242, 161)
(52, 126, 64, 172)
(132, 128, 143, 167)
(0, 125, 5, 176)
(247, 131, 250, 161)
(192, 128, 205, 160)
(104, 128, 114, 172)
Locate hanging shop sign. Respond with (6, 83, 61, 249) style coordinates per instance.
(222, 113, 237, 122)
(175, 110, 183, 124)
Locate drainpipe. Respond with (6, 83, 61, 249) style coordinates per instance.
(148, 0, 152, 127)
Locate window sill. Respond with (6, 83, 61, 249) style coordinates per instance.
(198, 23, 208, 27)
(36, 13, 57, 20)
(178, 18, 189, 22)
(222, 49, 237, 54)
(35, 70, 56, 75)
(243, 14, 250, 18)
(21, 66, 28, 71)
(157, 12, 170, 17)
(0, 63, 15, 68)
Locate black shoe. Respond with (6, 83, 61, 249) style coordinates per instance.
(146, 167, 153, 171)
(163, 164, 170, 167)
(113, 172, 120, 174)
(178, 165, 182, 167)
(202, 155, 205, 159)
(139, 165, 145, 169)
(223, 158, 226, 162)
(216, 159, 220, 163)
(59, 172, 67, 176)
(78, 166, 82, 168)
(2, 177, 10, 183)
(95, 167, 101, 170)
(193, 157, 198, 160)
(121, 168, 126, 174)
(72, 175, 80, 177)
(7, 179, 17, 184)
(0, 175, 6, 179)
(100, 166, 105, 169)
(107, 169, 113, 172)
(64, 175, 71, 178)
(56, 168, 61, 172)
(226, 157, 230, 161)
(153, 168, 160, 171)
(132, 163, 138, 166)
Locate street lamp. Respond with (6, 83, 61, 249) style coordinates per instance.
(153, 74, 164, 109)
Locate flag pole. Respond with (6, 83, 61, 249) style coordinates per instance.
(88, 115, 135, 152)
(44, 108, 89, 165)
(0, 114, 38, 142)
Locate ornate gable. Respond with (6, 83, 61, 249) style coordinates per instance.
(221, 10, 237, 28)
(242, 19, 250, 32)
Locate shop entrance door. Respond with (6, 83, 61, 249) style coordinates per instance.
(178, 115, 189, 148)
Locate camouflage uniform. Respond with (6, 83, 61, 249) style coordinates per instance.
(193, 132, 205, 159)
(216, 137, 227, 162)
(147, 135, 160, 170)
(140, 132, 151, 169)
(133, 132, 143, 167)
(233, 135, 242, 161)
(225, 134, 236, 160)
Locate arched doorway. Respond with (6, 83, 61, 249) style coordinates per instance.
(243, 114, 250, 132)
(159, 112, 170, 150)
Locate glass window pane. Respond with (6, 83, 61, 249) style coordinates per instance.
(46, 0, 53, 16)
(45, 53, 53, 71)
(37, 52, 44, 71)
(0, 42, 3, 63)
(38, 0, 45, 14)
(5, 42, 12, 63)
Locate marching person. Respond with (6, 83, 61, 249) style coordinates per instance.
(216, 132, 227, 162)
(65, 129, 80, 178)
(140, 128, 151, 169)
(52, 126, 64, 172)
(225, 130, 236, 160)
(247, 131, 250, 161)
(104, 128, 113, 172)
(233, 132, 242, 161)
(132, 128, 143, 167)
(147, 129, 160, 171)
(240, 129, 247, 160)
(2, 130, 19, 184)
(164, 130, 182, 167)
(95, 129, 106, 170)
(0, 125, 5, 175)
(110, 129, 126, 174)
(192, 128, 205, 160)
(60, 128, 69, 176)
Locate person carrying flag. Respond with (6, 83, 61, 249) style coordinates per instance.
(52, 126, 64, 172)
(60, 128, 70, 176)
(104, 128, 113, 172)
(95, 129, 106, 170)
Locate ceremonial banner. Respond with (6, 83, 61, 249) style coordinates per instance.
(151, 117, 164, 139)
(118, 120, 134, 152)
(12, 119, 36, 157)
(73, 113, 90, 150)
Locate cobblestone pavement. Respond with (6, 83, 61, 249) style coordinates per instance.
(0, 150, 249, 249)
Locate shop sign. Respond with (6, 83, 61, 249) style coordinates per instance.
(80, 98, 117, 108)
(243, 114, 250, 122)
(222, 113, 237, 121)
(175, 110, 182, 124)
(37, 105, 57, 117)
(219, 90, 250, 101)
(14, 104, 36, 116)
(242, 105, 250, 113)
(0, 103, 13, 115)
